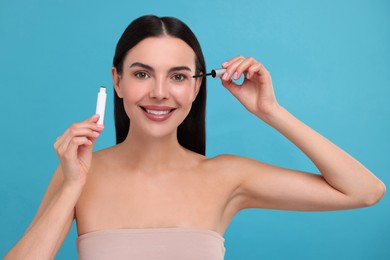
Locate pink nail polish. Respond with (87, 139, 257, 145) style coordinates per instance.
(222, 72, 229, 80)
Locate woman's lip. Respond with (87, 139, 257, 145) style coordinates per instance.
(139, 105, 176, 122)
(141, 105, 176, 110)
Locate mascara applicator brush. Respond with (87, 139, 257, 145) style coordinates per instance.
(193, 69, 226, 78)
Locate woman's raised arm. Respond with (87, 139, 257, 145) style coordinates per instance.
(220, 56, 385, 212)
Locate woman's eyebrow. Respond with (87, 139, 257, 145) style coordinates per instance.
(168, 66, 192, 74)
(129, 62, 192, 73)
(129, 62, 154, 71)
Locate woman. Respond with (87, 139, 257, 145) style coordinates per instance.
(5, 15, 385, 260)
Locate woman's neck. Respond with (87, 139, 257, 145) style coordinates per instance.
(116, 128, 189, 174)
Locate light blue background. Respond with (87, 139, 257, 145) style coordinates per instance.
(1, 0, 389, 259)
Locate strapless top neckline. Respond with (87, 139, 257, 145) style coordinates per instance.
(78, 226, 224, 241)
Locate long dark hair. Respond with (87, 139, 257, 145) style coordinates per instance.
(113, 15, 207, 155)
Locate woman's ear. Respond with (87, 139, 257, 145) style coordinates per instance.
(112, 67, 123, 98)
(192, 77, 203, 101)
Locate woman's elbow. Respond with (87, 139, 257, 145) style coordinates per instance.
(361, 180, 386, 207)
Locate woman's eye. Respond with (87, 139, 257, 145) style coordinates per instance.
(134, 72, 150, 79)
(172, 74, 187, 82)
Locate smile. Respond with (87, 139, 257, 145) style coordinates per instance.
(145, 109, 171, 115)
(140, 105, 176, 122)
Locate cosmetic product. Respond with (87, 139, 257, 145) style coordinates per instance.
(96, 87, 107, 125)
(193, 68, 226, 78)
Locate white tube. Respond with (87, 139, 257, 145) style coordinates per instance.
(96, 87, 107, 125)
(211, 68, 226, 78)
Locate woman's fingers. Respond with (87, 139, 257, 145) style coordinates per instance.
(246, 62, 264, 79)
(237, 57, 264, 79)
(52, 114, 104, 186)
(54, 115, 104, 158)
(221, 56, 245, 81)
(221, 56, 270, 83)
(219, 55, 277, 116)
(234, 56, 260, 80)
(56, 127, 99, 155)
(56, 115, 101, 142)
(222, 55, 245, 68)
(221, 56, 261, 81)
(62, 137, 93, 160)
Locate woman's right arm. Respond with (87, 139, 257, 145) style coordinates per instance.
(4, 115, 103, 260)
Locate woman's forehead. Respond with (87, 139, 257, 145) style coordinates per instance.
(124, 36, 196, 68)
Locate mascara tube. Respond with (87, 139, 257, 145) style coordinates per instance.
(211, 69, 226, 78)
(96, 87, 107, 125)
(193, 68, 226, 78)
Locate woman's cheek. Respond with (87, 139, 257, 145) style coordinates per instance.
(122, 82, 147, 101)
(171, 85, 197, 104)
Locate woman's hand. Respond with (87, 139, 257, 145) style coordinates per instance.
(54, 114, 104, 188)
(220, 56, 280, 120)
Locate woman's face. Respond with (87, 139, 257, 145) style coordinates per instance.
(112, 36, 202, 139)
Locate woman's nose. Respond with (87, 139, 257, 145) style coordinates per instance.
(149, 79, 170, 100)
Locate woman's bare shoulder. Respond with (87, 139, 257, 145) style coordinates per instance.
(187, 152, 245, 169)
(200, 154, 258, 180)
(201, 154, 272, 184)
(203, 153, 261, 168)
(89, 145, 123, 170)
(92, 145, 118, 158)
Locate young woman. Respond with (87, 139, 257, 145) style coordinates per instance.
(5, 15, 385, 260)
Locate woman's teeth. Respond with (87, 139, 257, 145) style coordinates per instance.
(145, 109, 171, 115)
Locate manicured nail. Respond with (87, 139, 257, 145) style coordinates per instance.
(234, 72, 239, 80)
(222, 72, 229, 80)
(222, 61, 228, 67)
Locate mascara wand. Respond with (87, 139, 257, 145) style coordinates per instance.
(193, 69, 226, 78)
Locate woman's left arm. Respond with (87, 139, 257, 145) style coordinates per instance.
(220, 56, 386, 211)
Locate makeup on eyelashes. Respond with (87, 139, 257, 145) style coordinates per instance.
(96, 86, 107, 125)
(193, 68, 226, 78)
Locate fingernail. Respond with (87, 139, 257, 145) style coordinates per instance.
(222, 72, 229, 80)
(222, 61, 228, 67)
(234, 72, 239, 80)
(97, 124, 104, 129)
(246, 73, 251, 79)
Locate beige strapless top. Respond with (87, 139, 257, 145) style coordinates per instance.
(76, 227, 226, 260)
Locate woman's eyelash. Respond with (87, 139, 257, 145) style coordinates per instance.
(134, 72, 150, 79)
(171, 74, 187, 81)
(133, 72, 188, 81)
